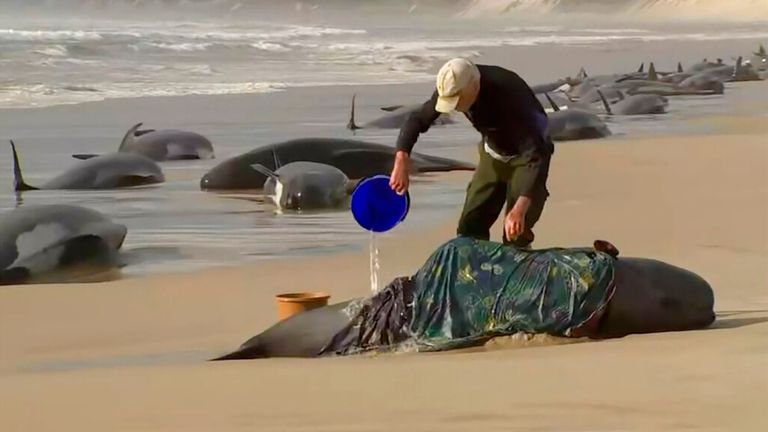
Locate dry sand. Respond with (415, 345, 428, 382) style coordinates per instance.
(1, 108, 767, 430)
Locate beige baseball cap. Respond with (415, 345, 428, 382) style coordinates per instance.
(435, 58, 480, 113)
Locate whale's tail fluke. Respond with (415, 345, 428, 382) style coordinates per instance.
(250, 163, 279, 180)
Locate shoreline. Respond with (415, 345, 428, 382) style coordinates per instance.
(2, 35, 766, 113)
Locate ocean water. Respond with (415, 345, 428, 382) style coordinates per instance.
(1, 7, 767, 108)
(0, 2, 766, 280)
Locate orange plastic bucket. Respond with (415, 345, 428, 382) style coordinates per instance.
(275, 292, 331, 320)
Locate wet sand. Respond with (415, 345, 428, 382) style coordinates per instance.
(1, 95, 767, 429)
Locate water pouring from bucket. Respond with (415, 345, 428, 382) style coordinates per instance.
(350, 175, 410, 293)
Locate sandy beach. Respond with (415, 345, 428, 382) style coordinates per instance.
(1, 3, 768, 429)
(1, 94, 766, 430)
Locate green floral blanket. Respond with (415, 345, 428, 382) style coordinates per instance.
(320, 236, 617, 356)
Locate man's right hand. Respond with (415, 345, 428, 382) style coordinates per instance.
(389, 151, 410, 195)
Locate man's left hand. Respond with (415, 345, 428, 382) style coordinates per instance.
(504, 196, 532, 240)
(504, 209, 526, 240)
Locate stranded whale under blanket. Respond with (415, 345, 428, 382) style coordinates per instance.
(211, 238, 716, 360)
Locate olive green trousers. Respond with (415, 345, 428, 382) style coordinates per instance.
(456, 140, 551, 248)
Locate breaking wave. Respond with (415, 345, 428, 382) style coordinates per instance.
(0, 1, 764, 109)
(457, 0, 768, 20)
(0, 82, 288, 109)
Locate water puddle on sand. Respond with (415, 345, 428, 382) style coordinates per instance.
(369, 231, 380, 293)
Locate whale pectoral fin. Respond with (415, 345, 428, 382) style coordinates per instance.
(380, 105, 403, 112)
(72, 154, 99, 160)
(594, 240, 620, 258)
(250, 163, 279, 180)
(134, 129, 156, 137)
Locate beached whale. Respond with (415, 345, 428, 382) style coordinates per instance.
(9, 140, 164, 191)
(199, 138, 474, 191)
(570, 63, 724, 100)
(679, 57, 762, 88)
(212, 239, 715, 360)
(346, 94, 454, 132)
(542, 94, 611, 141)
(73, 122, 215, 161)
(251, 161, 351, 211)
(596, 90, 668, 115)
(0, 204, 127, 285)
(535, 92, 594, 112)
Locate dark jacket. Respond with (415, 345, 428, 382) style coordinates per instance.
(395, 64, 553, 197)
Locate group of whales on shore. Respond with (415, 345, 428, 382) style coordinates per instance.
(1, 44, 765, 295)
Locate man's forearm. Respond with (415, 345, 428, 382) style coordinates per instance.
(512, 195, 532, 214)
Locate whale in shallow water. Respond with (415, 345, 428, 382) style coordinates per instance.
(199, 138, 475, 191)
(346, 94, 454, 132)
(251, 161, 351, 211)
(9, 140, 164, 191)
(72, 122, 215, 162)
(0, 204, 127, 285)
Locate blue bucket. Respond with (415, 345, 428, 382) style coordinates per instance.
(350, 175, 410, 233)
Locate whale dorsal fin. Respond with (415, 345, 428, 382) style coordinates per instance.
(271, 148, 282, 170)
(119, 122, 143, 152)
(647, 63, 658, 81)
(596, 90, 612, 115)
(758, 43, 766, 56)
(543, 93, 560, 112)
(576, 67, 588, 81)
(637, 62, 644, 73)
(9, 140, 38, 192)
(677, 62, 683, 73)
(346, 94, 360, 134)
